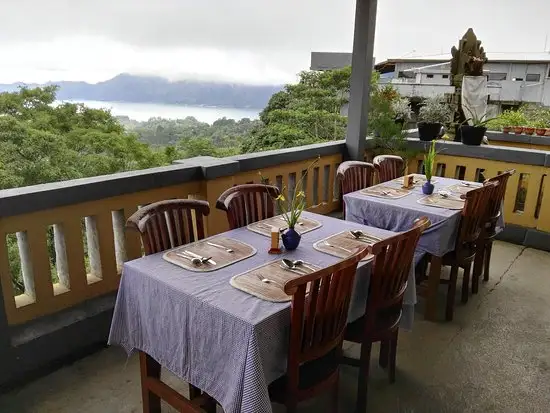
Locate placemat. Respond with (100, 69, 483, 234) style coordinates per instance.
(445, 182, 482, 196)
(417, 194, 465, 210)
(230, 259, 320, 302)
(247, 215, 322, 237)
(163, 237, 256, 272)
(360, 185, 411, 199)
(312, 230, 377, 260)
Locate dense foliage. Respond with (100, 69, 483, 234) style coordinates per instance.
(241, 68, 352, 152)
(121, 116, 260, 158)
(0, 86, 167, 189)
(486, 104, 550, 130)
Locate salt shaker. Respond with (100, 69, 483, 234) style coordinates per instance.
(268, 225, 282, 254)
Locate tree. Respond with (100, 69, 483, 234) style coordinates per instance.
(242, 67, 352, 153)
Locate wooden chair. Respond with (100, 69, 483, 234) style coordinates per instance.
(341, 217, 431, 413)
(127, 199, 210, 255)
(429, 183, 498, 321)
(472, 170, 515, 293)
(336, 161, 375, 219)
(373, 155, 405, 183)
(268, 246, 371, 413)
(126, 199, 216, 413)
(216, 184, 280, 230)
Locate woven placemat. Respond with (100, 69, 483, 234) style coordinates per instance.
(313, 230, 377, 261)
(230, 259, 320, 302)
(417, 194, 464, 210)
(163, 237, 256, 272)
(445, 182, 482, 196)
(360, 185, 411, 199)
(247, 215, 322, 237)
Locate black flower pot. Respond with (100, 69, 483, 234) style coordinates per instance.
(418, 122, 442, 141)
(460, 125, 486, 146)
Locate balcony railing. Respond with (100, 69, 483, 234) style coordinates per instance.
(0, 136, 548, 386)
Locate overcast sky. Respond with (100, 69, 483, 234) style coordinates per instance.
(1, 0, 549, 85)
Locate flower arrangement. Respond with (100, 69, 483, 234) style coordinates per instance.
(259, 156, 320, 229)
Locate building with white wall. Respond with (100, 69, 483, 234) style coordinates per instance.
(311, 52, 550, 113)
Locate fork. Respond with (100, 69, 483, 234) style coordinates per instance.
(323, 241, 353, 254)
(255, 274, 284, 288)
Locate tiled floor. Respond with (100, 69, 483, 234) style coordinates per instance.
(1, 241, 549, 413)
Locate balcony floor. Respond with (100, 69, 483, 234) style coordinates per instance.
(1, 241, 549, 413)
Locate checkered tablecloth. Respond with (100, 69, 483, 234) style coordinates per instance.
(108, 212, 413, 413)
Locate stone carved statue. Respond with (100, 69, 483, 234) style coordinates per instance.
(450, 28, 487, 87)
(449, 28, 487, 137)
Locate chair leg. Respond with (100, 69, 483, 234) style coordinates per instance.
(378, 340, 389, 369)
(461, 263, 472, 304)
(139, 352, 162, 413)
(356, 342, 373, 413)
(389, 331, 399, 384)
(472, 243, 485, 294)
(483, 241, 493, 282)
(446, 265, 459, 321)
(286, 401, 297, 413)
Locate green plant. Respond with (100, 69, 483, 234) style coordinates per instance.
(462, 106, 496, 127)
(391, 97, 413, 121)
(418, 97, 453, 124)
(423, 140, 437, 182)
(259, 157, 319, 228)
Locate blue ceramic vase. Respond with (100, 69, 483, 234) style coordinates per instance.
(422, 180, 435, 195)
(281, 227, 301, 250)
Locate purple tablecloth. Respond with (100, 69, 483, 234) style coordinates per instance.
(344, 177, 469, 257)
(108, 212, 414, 413)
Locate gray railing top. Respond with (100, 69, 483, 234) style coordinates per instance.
(486, 130, 550, 147)
(0, 137, 548, 217)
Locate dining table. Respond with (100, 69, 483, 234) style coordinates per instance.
(108, 211, 414, 413)
(343, 174, 504, 321)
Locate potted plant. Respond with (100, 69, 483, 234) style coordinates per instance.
(459, 108, 494, 146)
(422, 140, 437, 195)
(524, 126, 535, 135)
(534, 120, 548, 136)
(261, 157, 319, 251)
(502, 126, 511, 134)
(391, 97, 413, 128)
(417, 97, 452, 141)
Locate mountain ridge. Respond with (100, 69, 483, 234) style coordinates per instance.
(0, 74, 282, 108)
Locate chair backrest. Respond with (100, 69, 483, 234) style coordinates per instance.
(484, 169, 515, 223)
(373, 155, 405, 183)
(126, 199, 210, 255)
(336, 161, 375, 196)
(283, 246, 371, 390)
(456, 182, 499, 250)
(363, 217, 431, 333)
(216, 184, 280, 230)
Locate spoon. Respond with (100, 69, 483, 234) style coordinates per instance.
(183, 250, 214, 265)
(206, 241, 234, 253)
(349, 230, 379, 243)
(281, 258, 312, 273)
(176, 252, 202, 266)
(289, 259, 316, 272)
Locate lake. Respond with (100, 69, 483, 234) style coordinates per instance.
(58, 100, 261, 124)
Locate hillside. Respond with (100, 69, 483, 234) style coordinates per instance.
(0, 74, 282, 108)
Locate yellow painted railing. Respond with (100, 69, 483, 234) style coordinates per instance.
(487, 139, 550, 152)
(0, 152, 342, 326)
(406, 154, 550, 233)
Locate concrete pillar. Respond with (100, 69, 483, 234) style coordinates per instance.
(345, 0, 378, 161)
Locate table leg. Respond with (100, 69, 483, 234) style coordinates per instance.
(424, 255, 442, 321)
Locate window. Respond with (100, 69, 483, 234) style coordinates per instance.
(442, 74, 449, 79)
(488, 72, 507, 81)
(526, 73, 541, 82)
(426, 74, 434, 79)
(513, 77, 524, 81)
(398, 71, 415, 79)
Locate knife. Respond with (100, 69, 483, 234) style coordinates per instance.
(184, 250, 217, 265)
